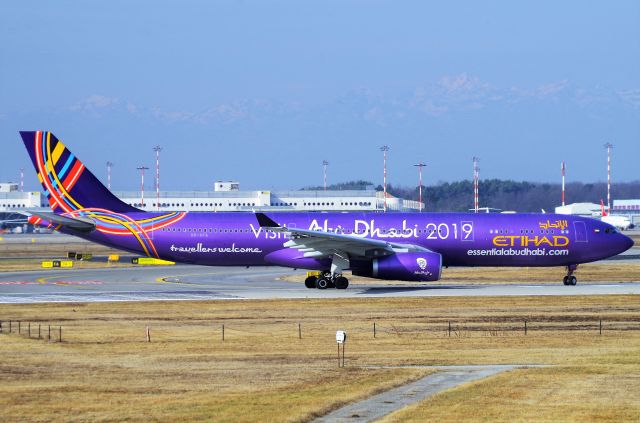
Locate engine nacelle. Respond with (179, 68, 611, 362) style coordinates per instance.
(352, 252, 442, 281)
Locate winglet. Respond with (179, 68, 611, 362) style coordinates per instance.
(255, 213, 280, 228)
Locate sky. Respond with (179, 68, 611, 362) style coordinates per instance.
(1, 1, 639, 192)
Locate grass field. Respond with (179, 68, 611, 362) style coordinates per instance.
(0, 238, 133, 272)
(0, 240, 122, 258)
(1, 296, 639, 422)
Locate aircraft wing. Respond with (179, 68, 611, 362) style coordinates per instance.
(255, 213, 429, 259)
(29, 211, 96, 232)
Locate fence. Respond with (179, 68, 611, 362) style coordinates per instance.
(1, 317, 639, 344)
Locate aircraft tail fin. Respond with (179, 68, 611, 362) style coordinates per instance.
(19, 131, 139, 214)
(600, 199, 608, 217)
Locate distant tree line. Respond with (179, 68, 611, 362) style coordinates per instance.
(302, 179, 640, 212)
(302, 180, 375, 191)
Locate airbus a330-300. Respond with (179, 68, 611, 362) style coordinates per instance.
(21, 131, 633, 289)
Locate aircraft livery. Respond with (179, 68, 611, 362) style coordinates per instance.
(20, 131, 633, 289)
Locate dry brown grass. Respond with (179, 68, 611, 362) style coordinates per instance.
(0, 239, 133, 272)
(0, 240, 122, 258)
(0, 259, 139, 272)
(382, 354, 640, 423)
(440, 262, 640, 283)
(0, 296, 639, 421)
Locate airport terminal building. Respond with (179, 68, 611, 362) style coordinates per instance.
(1, 181, 422, 231)
(113, 185, 421, 213)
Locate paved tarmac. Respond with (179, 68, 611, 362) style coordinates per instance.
(0, 264, 639, 303)
(314, 365, 526, 423)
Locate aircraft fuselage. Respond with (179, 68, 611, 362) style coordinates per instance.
(72, 211, 631, 269)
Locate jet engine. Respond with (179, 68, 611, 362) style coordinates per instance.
(352, 251, 442, 281)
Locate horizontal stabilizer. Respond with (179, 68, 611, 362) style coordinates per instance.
(30, 212, 96, 232)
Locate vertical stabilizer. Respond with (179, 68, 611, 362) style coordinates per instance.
(20, 131, 139, 213)
(600, 199, 608, 217)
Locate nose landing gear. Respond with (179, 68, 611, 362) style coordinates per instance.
(563, 264, 578, 285)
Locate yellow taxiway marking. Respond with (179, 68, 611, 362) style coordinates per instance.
(36, 276, 52, 284)
(35, 275, 93, 290)
(155, 272, 221, 286)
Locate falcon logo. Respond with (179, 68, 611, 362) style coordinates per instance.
(416, 257, 427, 270)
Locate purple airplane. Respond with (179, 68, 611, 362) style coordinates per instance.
(21, 131, 633, 289)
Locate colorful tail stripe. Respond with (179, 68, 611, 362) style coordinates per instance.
(20, 131, 187, 258)
(22, 131, 138, 213)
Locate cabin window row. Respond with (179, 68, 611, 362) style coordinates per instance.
(162, 227, 254, 233)
(160, 227, 453, 235)
(126, 202, 373, 208)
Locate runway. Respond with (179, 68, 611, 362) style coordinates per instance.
(1, 264, 639, 303)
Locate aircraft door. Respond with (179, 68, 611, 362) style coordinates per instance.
(573, 221, 588, 243)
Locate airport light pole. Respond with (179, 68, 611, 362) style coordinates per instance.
(20, 168, 24, 192)
(604, 143, 613, 212)
(322, 160, 329, 191)
(137, 166, 149, 209)
(414, 163, 426, 212)
(153, 146, 162, 210)
(106, 161, 113, 191)
(561, 161, 566, 207)
(380, 145, 389, 212)
(473, 157, 480, 213)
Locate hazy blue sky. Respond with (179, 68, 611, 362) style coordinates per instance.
(1, 1, 639, 191)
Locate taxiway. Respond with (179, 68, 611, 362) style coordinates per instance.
(0, 265, 639, 303)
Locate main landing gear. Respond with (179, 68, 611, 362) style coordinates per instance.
(563, 264, 578, 286)
(304, 273, 349, 290)
(305, 252, 351, 290)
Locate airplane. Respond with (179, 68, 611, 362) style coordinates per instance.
(20, 131, 633, 288)
(600, 200, 633, 231)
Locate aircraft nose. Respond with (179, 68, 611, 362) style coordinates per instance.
(620, 234, 634, 253)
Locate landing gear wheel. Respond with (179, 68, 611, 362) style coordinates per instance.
(563, 264, 578, 286)
(304, 276, 317, 289)
(334, 276, 349, 289)
(315, 278, 330, 289)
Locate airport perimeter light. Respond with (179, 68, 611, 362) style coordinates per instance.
(136, 166, 149, 208)
(106, 161, 114, 190)
(414, 163, 426, 212)
(380, 145, 390, 212)
(604, 143, 613, 212)
(322, 160, 329, 191)
(473, 157, 480, 213)
(561, 161, 566, 206)
(153, 146, 162, 210)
